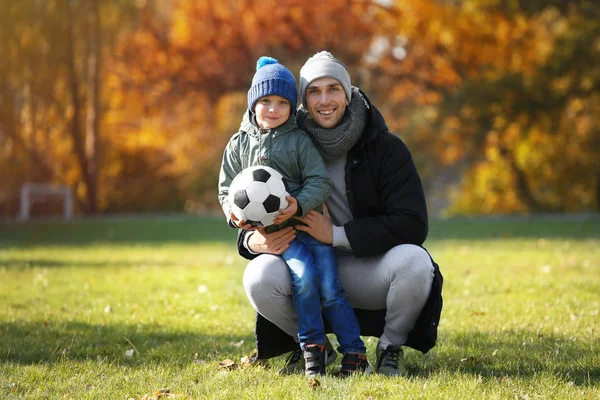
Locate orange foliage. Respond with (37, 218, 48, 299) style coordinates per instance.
(107, 0, 380, 212)
(1, 0, 598, 216)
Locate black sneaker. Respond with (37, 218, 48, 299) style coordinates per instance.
(303, 344, 326, 376)
(340, 352, 371, 376)
(277, 337, 337, 375)
(375, 344, 407, 376)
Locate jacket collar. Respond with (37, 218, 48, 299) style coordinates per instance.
(239, 109, 299, 138)
(353, 88, 388, 148)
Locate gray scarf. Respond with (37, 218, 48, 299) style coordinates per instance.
(297, 87, 368, 161)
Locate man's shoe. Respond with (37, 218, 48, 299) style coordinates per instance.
(340, 352, 371, 377)
(277, 337, 337, 375)
(375, 345, 408, 376)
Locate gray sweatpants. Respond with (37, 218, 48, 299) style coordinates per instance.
(242, 244, 435, 348)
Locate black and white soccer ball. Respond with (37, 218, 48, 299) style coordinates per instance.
(228, 166, 289, 227)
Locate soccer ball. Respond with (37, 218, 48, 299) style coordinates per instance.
(228, 166, 289, 227)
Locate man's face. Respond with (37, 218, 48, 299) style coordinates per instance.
(254, 95, 291, 129)
(305, 77, 348, 129)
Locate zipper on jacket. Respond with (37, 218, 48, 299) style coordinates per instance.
(345, 155, 360, 218)
(258, 128, 269, 164)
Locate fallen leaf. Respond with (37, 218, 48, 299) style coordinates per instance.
(219, 359, 237, 370)
(240, 348, 269, 369)
(308, 377, 321, 389)
(140, 388, 183, 399)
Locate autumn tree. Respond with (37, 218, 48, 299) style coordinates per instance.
(2, 0, 598, 216)
(362, 0, 599, 214)
(109, 0, 380, 211)
(0, 0, 141, 215)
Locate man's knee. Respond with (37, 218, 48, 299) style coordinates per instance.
(385, 244, 434, 279)
(242, 254, 290, 299)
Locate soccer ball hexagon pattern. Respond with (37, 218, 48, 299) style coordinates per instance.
(228, 166, 289, 227)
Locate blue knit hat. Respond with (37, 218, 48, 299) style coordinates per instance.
(248, 57, 298, 114)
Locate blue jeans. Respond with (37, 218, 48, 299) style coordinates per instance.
(282, 231, 365, 354)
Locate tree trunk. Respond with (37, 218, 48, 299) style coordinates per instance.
(500, 145, 543, 211)
(65, 0, 102, 213)
(85, 0, 101, 213)
(65, 0, 88, 211)
(596, 173, 600, 211)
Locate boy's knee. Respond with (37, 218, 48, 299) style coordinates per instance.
(320, 286, 345, 307)
(290, 265, 319, 296)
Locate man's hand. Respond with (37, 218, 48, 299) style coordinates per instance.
(248, 226, 296, 255)
(272, 196, 298, 225)
(295, 204, 333, 245)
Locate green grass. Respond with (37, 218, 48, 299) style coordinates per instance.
(1, 215, 599, 399)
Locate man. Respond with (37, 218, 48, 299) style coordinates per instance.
(237, 51, 443, 376)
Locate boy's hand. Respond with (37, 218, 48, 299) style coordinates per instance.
(230, 212, 257, 230)
(272, 196, 297, 225)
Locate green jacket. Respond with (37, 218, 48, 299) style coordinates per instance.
(218, 110, 332, 228)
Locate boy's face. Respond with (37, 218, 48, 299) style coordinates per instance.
(305, 77, 348, 129)
(254, 95, 291, 129)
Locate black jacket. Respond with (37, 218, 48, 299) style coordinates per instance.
(237, 91, 443, 359)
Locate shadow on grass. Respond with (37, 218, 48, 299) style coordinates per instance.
(3, 320, 598, 388)
(0, 216, 237, 248)
(1, 215, 599, 248)
(0, 320, 254, 367)
(0, 257, 233, 269)
(411, 330, 599, 387)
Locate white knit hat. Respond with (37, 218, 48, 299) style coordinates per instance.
(299, 51, 352, 107)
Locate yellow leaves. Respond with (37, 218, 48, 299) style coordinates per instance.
(137, 388, 183, 400)
(240, 348, 268, 368)
(565, 98, 585, 118)
(308, 377, 321, 389)
(440, 117, 464, 165)
(449, 158, 528, 215)
(218, 359, 237, 370)
(215, 92, 247, 134)
(218, 349, 268, 371)
(172, 9, 191, 46)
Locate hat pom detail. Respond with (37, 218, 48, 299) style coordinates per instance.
(248, 56, 297, 112)
(257, 56, 279, 70)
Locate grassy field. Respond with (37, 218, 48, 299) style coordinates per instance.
(1, 215, 599, 399)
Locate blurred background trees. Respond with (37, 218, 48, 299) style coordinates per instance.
(1, 0, 598, 217)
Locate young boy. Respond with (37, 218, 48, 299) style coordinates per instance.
(218, 57, 370, 376)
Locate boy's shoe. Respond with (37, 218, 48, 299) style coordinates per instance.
(375, 345, 408, 376)
(277, 338, 337, 375)
(303, 344, 326, 376)
(340, 352, 371, 376)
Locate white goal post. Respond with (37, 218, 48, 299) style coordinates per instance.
(19, 183, 74, 220)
